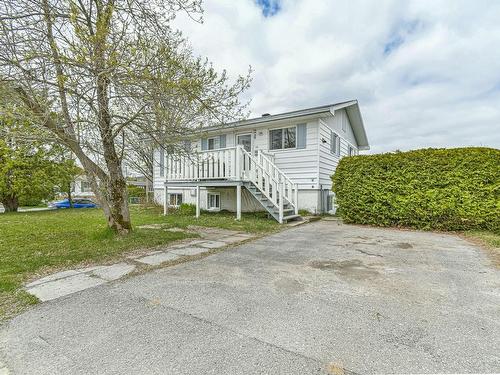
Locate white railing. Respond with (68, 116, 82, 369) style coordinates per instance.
(166, 147, 240, 181)
(165, 145, 299, 221)
(244, 148, 299, 219)
(256, 150, 297, 210)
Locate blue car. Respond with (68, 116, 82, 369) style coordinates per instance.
(49, 198, 97, 209)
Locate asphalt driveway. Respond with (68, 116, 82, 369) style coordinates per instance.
(1, 220, 499, 374)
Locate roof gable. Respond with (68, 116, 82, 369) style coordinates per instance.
(203, 100, 370, 150)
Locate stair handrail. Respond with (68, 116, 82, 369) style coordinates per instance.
(257, 150, 298, 209)
(239, 146, 281, 207)
(257, 151, 293, 189)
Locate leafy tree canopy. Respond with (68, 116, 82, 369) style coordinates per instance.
(0, 84, 81, 211)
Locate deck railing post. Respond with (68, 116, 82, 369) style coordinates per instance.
(235, 145, 241, 180)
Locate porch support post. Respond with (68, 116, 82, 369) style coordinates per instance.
(236, 184, 242, 221)
(196, 185, 200, 218)
(163, 184, 168, 215)
(294, 184, 299, 215)
(278, 181, 284, 224)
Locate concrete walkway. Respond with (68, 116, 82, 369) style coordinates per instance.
(24, 227, 255, 302)
(1, 221, 499, 374)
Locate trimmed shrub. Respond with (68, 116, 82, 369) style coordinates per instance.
(127, 185, 146, 198)
(332, 147, 500, 232)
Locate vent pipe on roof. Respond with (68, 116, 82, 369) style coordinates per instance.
(261, 113, 271, 117)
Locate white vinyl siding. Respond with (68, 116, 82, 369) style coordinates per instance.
(157, 120, 322, 190)
(196, 122, 320, 189)
(159, 148, 164, 177)
(318, 109, 359, 188)
(153, 148, 165, 190)
(270, 121, 319, 189)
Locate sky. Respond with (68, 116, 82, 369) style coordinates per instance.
(174, 0, 500, 153)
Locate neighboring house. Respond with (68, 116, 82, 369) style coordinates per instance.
(153, 100, 369, 222)
(71, 174, 95, 199)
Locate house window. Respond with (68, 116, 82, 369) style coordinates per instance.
(208, 137, 220, 150)
(207, 192, 220, 210)
(331, 131, 340, 156)
(81, 181, 91, 192)
(269, 126, 296, 150)
(348, 146, 356, 156)
(202, 135, 226, 151)
(168, 193, 183, 206)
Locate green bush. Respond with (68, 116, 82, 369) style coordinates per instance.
(127, 185, 146, 198)
(177, 203, 196, 216)
(332, 147, 500, 232)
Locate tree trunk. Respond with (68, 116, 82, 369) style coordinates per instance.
(102, 172, 131, 235)
(67, 182, 73, 208)
(2, 195, 19, 212)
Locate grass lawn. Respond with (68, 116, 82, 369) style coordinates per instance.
(0, 205, 279, 320)
(464, 230, 500, 267)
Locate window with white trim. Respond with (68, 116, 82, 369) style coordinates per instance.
(168, 193, 183, 206)
(207, 137, 220, 150)
(207, 193, 220, 210)
(348, 146, 356, 156)
(330, 131, 340, 156)
(269, 126, 296, 150)
(81, 181, 92, 192)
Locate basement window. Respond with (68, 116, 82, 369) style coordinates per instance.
(168, 193, 183, 207)
(207, 193, 220, 211)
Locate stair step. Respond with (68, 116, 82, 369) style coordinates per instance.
(282, 214, 301, 222)
(245, 183, 299, 224)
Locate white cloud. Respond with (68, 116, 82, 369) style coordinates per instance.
(174, 0, 500, 153)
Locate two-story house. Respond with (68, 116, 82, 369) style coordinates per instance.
(153, 100, 369, 223)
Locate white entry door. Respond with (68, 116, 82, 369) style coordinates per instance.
(236, 133, 252, 153)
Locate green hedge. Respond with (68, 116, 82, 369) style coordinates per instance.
(332, 147, 500, 232)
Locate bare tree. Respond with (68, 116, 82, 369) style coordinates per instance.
(0, 0, 251, 234)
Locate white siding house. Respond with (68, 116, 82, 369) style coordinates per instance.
(72, 175, 95, 199)
(153, 100, 369, 222)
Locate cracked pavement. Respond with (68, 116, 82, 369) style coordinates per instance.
(1, 221, 499, 374)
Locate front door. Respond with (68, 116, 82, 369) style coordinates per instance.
(236, 133, 252, 153)
(237, 133, 252, 178)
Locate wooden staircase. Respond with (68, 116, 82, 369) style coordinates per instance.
(239, 148, 301, 223)
(243, 182, 300, 223)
